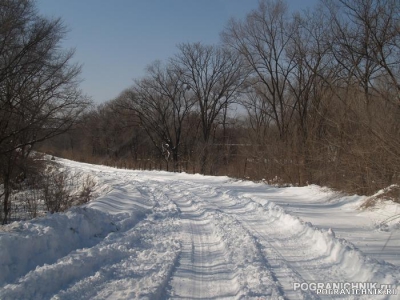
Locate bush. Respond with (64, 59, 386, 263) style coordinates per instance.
(42, 171, 71, 213)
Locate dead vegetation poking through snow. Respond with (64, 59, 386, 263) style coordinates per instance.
(0, 157, 97, 223)
(360, 185, 400, 209)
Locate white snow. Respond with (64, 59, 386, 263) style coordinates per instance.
(0, 158, 399, 299)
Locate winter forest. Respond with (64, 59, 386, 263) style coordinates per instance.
(1, 0, 400, 224)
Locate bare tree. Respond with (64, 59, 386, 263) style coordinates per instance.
(240, 84, 273, 145)
(222, 0, 296, 140)
(285, 9, 334, 184)
(121, 61, 195, 171)
(0, 0, 89, 223)
(321, 0, 400, 192)
(172, 42, 245, 173)
(325, 0, 400, 104)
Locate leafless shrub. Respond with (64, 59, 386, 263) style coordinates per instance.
(23, 189, 41, 219)
(76, 175, 96, 205)
(42, 171, 71, 214)
(361, 185, 400, 209)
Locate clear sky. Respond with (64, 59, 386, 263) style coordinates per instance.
(35, 0, 318, 104)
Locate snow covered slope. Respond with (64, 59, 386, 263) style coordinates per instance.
(0, 158, 399, 299)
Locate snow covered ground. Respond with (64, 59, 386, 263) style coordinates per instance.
(0, 158, 399, 299)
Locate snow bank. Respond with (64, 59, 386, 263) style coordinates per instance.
(0, 178, 182, 300)
(0, 207, 117, 285)
(261, 200, 400, 288)
(0, 177, 153, 287)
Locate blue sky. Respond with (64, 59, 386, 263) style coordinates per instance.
(36, 0, 318, 104)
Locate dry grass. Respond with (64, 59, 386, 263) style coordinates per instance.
(360, 185, 400, 209)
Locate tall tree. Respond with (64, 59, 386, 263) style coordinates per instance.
(222, 0, 296, 140)
(122, 61, 195, 171)
(324, 0, 400, 191)
(285, 9, 333, 184)
(325, 0, 400, 104)
(0, 0, 89, 223)
(172, 42, 245, 173)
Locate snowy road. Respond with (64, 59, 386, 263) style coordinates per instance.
(1, 159, 399, 299)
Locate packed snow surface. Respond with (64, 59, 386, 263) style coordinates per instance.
(1, 158, 399, 299)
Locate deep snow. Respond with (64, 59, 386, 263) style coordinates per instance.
(0, 158, 399, 299)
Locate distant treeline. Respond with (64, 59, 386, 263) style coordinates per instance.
(41, 0, 400, 196)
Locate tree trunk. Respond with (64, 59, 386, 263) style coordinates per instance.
(172, 150, 179, 172)
(200, 146, 208, 174)
(2, 173, 11, 225)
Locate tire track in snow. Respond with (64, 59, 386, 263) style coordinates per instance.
(160, 187, 241, 299)
(164, 181, 283, 299)
(168, 181, 365, 299)
(165, 181, 313, 299)
(176, 181, 400, 299)
(210, 189, 322, 299)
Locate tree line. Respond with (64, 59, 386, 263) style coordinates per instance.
(2, 0, 397, 225)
